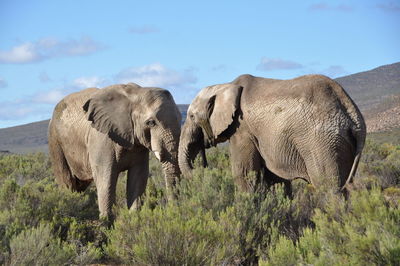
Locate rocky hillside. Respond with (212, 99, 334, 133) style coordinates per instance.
(335, 62, 400, 132)
(335, 62, 400, 111)
(358, 93, 400, 132)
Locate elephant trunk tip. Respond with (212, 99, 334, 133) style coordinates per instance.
(178, 150, 194, 179)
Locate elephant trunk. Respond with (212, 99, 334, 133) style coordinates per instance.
(161, 160, 180, 201)
(178, 122, 205, 178)
(200, 147, 208, 168)
(154, 128, 181, 201)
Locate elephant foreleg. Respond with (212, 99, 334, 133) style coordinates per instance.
(93, 170, 118, 223)
(126, 150, 149, 210)
(229, 131, 263, 192)
(90, 152, 119, 222)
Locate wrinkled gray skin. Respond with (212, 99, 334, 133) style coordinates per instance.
(49, 83, 181, 221)
(179, 74, 366, 193)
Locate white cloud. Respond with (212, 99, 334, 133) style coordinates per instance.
(31, 76, 108, 105)
(0, 100, 43, 120)
(33, 89, 66, 104)
(59, 37, 105, 56)
(73, 76, 107, 89)
(321, 65, 348, 78)
(115, 63, 197, 88)
(129, 25, 160, 34)
(0, 78, 8, 88)
(257, 57, 304, 71)
(0, 36, 104, 64)
(0, 43, 40, 63)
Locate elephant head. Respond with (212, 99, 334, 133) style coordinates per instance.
(83, 83, 181, 196)
(178, 84, 243, 178)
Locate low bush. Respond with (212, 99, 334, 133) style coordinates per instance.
(0, 153, 52, 184)
(107, 159, 295, 265)
(0, 153, 102, 264)
(8, 223, 75, 266)
(7, 223, 100, 265)
(107, 204, 237, 265)
(0, 140, 399, 265)
(0, 178, 100, 255)
(358, 140, 400, 188)
(262, 187, 400, 265)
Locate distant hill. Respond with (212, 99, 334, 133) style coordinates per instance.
(335, 62, 400, 132)
(0, 120, 49, 154)
(0, 62, 399, 153)
(335, 62, 400, 111)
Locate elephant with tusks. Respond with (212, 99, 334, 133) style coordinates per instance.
(49, 83, 181, 222)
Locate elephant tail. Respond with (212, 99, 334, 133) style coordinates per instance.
(329, 78, 366, 192)
(341, 127, 365, 191)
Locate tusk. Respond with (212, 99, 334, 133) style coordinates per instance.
(154, 151, 161, 161)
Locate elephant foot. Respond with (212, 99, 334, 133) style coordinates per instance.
(129, 197, 144, 211)
(99, 214, 115, 228)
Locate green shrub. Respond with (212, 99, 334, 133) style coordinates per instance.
(0, 140, 399, 265)
(202, 145, 231, 169)
(106, 160, 238, 265)
(286, 181, 344, 240)
(383, 187, 400, 208)
(260, 236, 299, 266)
(264, 187, 400, 265)
(0, 153, 52, 183)
(107, 162, 294, 265)
(178, 153, 297, 264)
(177, 159, 236, 218)
(0, 177, 99, 257)
(8, 223, 74, 266)
(219, 185, 292, 265)
(7, 223, 100, 266)
(358, 140, 400, 188)
(107, 205, 238, 265)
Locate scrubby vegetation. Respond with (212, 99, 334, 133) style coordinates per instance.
(0, 139, 399, 265)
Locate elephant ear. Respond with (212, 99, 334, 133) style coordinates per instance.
(208, 84, 243, 138)
(83, 88, 134, 147)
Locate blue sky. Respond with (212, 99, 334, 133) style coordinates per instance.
(0, 0, 399, 128)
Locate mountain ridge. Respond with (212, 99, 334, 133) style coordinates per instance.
(335, 62, 400, 111)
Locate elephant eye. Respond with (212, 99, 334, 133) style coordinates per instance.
(145, 119, 156, 127)
(189, 114, 195, 121)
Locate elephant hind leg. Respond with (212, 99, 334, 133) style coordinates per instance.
(304, 142, 354, 191)
(74, 178, 92, 192)
(49, 138, 88, 192)
(262, 167, 293, 198)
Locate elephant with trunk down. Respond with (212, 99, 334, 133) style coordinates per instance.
(49, 83, 181, 221)
(179, 74, 366, 193)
